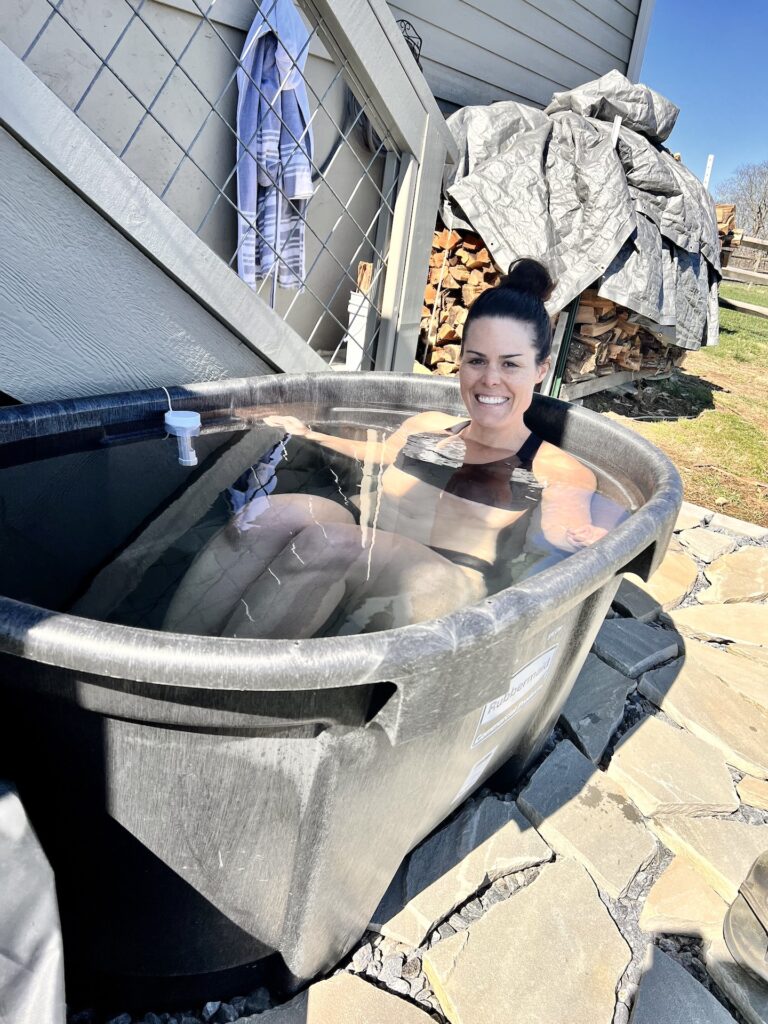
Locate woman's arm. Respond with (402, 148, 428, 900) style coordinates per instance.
(262, 411, 459, 466)
(534, 444, 608, 552)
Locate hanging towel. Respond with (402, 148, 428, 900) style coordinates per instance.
(236, 0, 314, 292)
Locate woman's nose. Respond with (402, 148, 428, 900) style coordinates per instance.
(481, 363, 501, 384)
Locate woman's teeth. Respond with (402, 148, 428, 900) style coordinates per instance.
(476, 395, 508, 405)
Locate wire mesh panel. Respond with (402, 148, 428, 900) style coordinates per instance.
(0, 0, 405, 369)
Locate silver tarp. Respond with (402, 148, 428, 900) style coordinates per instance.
(442, 70, 720, 350)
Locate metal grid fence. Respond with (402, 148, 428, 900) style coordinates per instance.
(9, 0, 404, 369)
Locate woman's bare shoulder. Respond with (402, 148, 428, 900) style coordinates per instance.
(533, 439, 597, 488)
(394, 411, 466, 435)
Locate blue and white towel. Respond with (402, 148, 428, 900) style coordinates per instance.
(236, 0, 314, 292)
(227, 436, 289, 530)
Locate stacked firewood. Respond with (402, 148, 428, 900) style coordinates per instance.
(419, 228, 501, 375)
(564, 291, 680, 382)
(418, 226, 684, 381)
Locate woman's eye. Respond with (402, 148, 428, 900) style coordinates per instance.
(504, 362, 519, 369)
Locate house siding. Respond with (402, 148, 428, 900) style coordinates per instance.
(388, 0, 640, 111)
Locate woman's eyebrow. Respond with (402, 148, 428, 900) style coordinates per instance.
(465, 350, 522, 358)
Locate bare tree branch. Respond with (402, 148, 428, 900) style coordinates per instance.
(716, 160, 768, 237)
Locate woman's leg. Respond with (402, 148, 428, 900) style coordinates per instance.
(221, 523, 487, 640)
(163, 494, 355, 636)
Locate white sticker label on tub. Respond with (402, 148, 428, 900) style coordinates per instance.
(471, 645, 558, 749)
(453, 746, 498, 804)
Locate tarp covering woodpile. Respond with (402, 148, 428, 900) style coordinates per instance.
(441, 71, 720, 351)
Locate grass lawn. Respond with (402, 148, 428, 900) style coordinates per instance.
(719, 280, 768, 308)
(585, 297, 768, 527)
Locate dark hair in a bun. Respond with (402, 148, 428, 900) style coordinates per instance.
(462, 257, 555, 364)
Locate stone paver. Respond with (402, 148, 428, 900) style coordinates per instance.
(727, 643, 768, 670)
(612, 578, 662, 622)
(707, 511, 768, 541)
(517, 741, 656, 899)
(678, 639, 767, 709)
(650, 815, 768, 903)
(422, 858, 630, 1024)
(638, 856, 728, 943)
(674, 501, 711, 533)
(706, 930, 768, 1024)
(639, 654, 768, 778)
(559, 653, 635, 763)
(678, 527, 737, 564)
(738, 775, 768, 811)
(624, 543, 699, 611)
(373, 796, 551, 947)
(668, 603, 768, 646)
(607, 715, 738, 817)
(593, 619, 681, 678)
(250, 973, 433, 1023)
(629, 945, 736, 1023)
(698, 546, 768, 604)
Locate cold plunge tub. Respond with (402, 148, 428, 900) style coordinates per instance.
(0, 372, 681, 1005)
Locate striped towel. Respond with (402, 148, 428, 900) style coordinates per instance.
(236, 0, 314, 292)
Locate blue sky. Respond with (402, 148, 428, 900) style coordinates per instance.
(639, 0, 768, 193)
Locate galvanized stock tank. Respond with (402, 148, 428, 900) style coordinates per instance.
(0, 373, 681, 1005)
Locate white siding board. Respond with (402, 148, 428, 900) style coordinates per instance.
(462, 0, 630, 75)
(0, 129, 271, 403)
(389, 0, 639, 110)
(389, 0, 608, 86)
(565, 0, 637, 38)
(461, 0, 630, 72)
(388, 8, 564, 108)
(425, 63, 531, 109)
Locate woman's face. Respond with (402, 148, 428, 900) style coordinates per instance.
(459, 316, 550, 432)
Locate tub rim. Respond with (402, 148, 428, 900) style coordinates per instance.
(0, 372, 682, 693)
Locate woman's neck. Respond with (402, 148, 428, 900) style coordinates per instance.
(461, 419, 531, 453)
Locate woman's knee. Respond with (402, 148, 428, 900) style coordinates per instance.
(289, 521, 362, 564)
(232, 493, 354, 540)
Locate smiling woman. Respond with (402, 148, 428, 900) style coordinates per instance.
(164, 259, 613, 639)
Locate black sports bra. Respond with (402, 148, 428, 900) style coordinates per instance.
(393, 420, 545, 511)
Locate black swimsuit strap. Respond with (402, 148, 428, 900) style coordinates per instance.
(447, 419, 471, 435)
(516, 432, 544, 467)
(446, 420, 543, 467)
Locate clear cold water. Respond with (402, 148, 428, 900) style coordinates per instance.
(0, 402, 637, 638)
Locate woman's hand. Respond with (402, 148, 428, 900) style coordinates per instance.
(564, 524, 608, 549)
(263, 414, 312, 436)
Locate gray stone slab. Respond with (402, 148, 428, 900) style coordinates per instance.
(423, 859, 630, 1024)
(607, 715, 738, 817)
(639, 654, 768, 778)
(517, 741, 656, 899)
(650, 816, 768, 903)
(559, 653, 635, 763)
(699, 546, 768, 604)
(593, 619, 681, 678)
(678, 527, 737, 564)
(247, 974, 434, 1022)
(371, 795, 551, 947)
(669, 604, 768, 646)
(612, 578, 663, 622)
(630, 945, 736, 1023)
(675, 501, 711, 532)
(708, 512, 768, 541)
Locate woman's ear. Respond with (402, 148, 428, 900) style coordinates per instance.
(536, 357, 551, 383)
